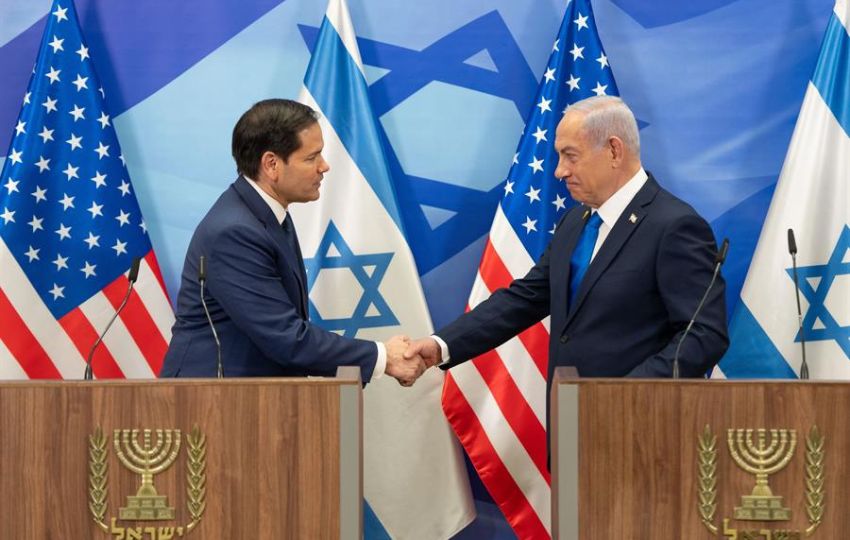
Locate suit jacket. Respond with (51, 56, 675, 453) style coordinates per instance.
(439, 174, 729, 388)
(160, 176, 377, 379)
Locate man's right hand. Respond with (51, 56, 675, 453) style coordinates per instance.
(404, 337, 443, 369)
(384, 335, 425, 386)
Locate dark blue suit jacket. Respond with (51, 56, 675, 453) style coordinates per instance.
(160, 176, 377, 379)
(439, 175, 729, 386)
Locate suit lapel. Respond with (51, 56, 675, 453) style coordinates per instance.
(232, 177, 310, 317)
(565, 176, 661, 325)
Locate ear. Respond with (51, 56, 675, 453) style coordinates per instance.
(259, 151, 278, 179)
(608, 136, 625, 167)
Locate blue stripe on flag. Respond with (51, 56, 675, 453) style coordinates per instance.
(811, 13, 850, 137)
(720, 302, 798, 378)
(364, 500, 392, 540)
(303, 16, 403, 230)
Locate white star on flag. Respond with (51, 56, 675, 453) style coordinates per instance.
(4, 178, 20, 194)
(66, 133, 83, 150)
(55, 223, 72, 240)
(72, 74, 88, 91)
(42, 96, 58, 113)
(39, 127, 54, 142)
(574, 13, 589, 30)
(528, 156, 544, 173)
(570, 43, 584, 60)
(31, 186, 47, 202)
(49, 36, 64, 53)
(62, 163, 79, 180)
(45, 66, 61, 84)
(52, 253, 69, 271)
(525, 186, 542, 203)
(28, 216, 44, 232)
(80, 261, 96, 278)
(25, 246, 40, 262)
(532, 126, 547, 143)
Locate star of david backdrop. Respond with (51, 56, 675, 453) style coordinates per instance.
(1, 0, 847, 538)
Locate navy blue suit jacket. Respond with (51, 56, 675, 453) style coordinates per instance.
(439, 175, 729, 387)
(160, 176, 377, 379)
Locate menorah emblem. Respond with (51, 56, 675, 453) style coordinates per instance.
(113, 429, 182, 520)
(726, 428, 797, 521)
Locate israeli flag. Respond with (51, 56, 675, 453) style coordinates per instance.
(291, 0, 475, 537)
(721, 0, 850, 378)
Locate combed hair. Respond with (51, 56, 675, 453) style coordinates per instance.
(569, 96, 640, 155)
(231, 99, 318, 178)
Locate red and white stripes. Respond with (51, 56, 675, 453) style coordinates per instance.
(0, 240, 173, 380)
(443, 205, 553, 539)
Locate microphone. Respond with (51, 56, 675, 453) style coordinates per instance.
(199, 255, 223, 378)
(84, 257, 141, 380)
(673, 238, 729, 379)
(787, 229, 809, 379)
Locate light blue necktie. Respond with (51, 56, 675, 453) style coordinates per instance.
(568, 211, 603, 308)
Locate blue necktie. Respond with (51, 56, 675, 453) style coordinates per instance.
(569, 211, 603, 308)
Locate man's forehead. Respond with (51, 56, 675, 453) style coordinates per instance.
(555, 112, 586, 145)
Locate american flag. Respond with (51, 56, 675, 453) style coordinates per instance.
(0, 0, 173, 380)
(441, 0, 618, 537)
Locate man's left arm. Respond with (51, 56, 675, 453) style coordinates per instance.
(627, 214, 730, 378)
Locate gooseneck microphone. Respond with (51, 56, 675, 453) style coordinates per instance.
(787, 229, 809, 380)
(84, 257, 141, 380)
(199, 256, 223, 378)
(673, 238, 729, 379)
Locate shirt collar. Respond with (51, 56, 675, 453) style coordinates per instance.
(594, 168, 648, 228)
(244, 175, 287, 225)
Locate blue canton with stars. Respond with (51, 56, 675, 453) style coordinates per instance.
(500, 0, 618, 259)
(786, 225, 850, 359)
(0, 0, 152, 319)
(303, 221, 398, 338)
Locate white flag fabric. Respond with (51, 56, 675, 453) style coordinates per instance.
(720, 0, 850, 378)
(291, 0, 475, 537)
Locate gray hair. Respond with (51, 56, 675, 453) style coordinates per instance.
(568, 96, 640, 155)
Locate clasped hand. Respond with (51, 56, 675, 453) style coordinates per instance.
(383, 336, 443, 387)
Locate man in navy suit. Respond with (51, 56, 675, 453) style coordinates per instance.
(406, 96, 728, 385)
(161, 99, 423, 385)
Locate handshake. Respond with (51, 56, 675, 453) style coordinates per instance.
(382, 335, 442, 387)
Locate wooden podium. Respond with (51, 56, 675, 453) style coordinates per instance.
(0, 367, 362, 540)
(551, 368, 850, 539)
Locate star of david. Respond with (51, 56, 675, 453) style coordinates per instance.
(786, 225, 850, 359)
(298, 13, 649, 274)
(303, 221, 398, 337)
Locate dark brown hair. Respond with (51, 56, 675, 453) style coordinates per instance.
(231, 99, 318, 178)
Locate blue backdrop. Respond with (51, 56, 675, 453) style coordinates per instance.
(0, 0, 836, 536)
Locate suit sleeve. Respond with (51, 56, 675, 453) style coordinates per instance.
(437, 242, 553, 367)
(626, 214, 729, 377)
(206, 222, 378, 380)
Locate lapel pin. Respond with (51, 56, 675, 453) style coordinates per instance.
(629, 213, 637, 224)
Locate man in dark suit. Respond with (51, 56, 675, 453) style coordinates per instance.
(406, 96, 728, 385)
(161, 99, 423, 385)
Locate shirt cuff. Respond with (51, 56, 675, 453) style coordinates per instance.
(432, 335, 451, 366)
(371, 341, 387, 381)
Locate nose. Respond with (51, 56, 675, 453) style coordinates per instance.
(554, 158, 570, 181)
(318, 155, 330, 174)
